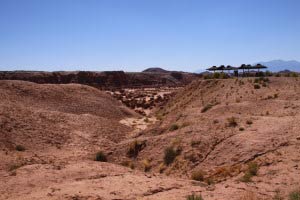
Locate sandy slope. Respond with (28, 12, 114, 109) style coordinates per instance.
(1, 78, 300, 200)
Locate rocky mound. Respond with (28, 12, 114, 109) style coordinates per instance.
(143, 67, 169, 73)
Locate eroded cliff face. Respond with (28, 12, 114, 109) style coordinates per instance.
(0, 71, 199, 89)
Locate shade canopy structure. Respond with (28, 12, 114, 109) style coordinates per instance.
(205, 63, 268, 77)
(206, 66, 218, 71)
(252, 64, 268, 70)
(238, 64, 267, 70)
(224, 65, 238, 71)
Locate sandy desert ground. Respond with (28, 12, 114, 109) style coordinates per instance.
(1, 77, 300, 200)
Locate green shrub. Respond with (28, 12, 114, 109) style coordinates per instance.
(186, 194, 204, 200)
(163, 147, 178, 165)
(191, 170, 205, 181)
(169, 124, 179, 131)
(95, 151, 107, 162)
(289, 190, 300, 200)
(15, 145, 25, 152)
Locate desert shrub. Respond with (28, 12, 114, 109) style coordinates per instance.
(219, 72, 229, 79)
(8, 163, 23, 171)
(15, 145, 25, 151)
(191, 140, 201, 147)
(254, 84, 260, 89)
(142, 159, 151, 172)
(239, 127, 245, 131)
(205, 178, 214, 185)
(262, 77, 269, 82)
(241, 192, 258, 200)
(256, 71, 265, 77)
(246, 120, 253, 125)
(241, 162, 259, 182)
(121, 161, 135, 169)
(201, 103, 213, 113)
(285, 73, 291, 77)
(186, 194, 204, 200)
(275, 73, 281, 77)
(191, 170, 205, 181)
(164, 147, 179, 165)
(213, 119, 219, 124)
(169, 124, 179, 131)
(159, 163, 166, 173)
(227, 117, 238, 127)
(262, 82, 267, 87)
(181, 121, 191, 128)
(241, 171, 252, 182)
(273, 190, 284, 200)
(274, 93, 278, 98)
(95, 151, 107, 162)
(203, 74, 211, 79)
(265, 71, 273, 76)
(248, 162, 259, 176)
(289, 190, 300, 200)
(213, 72, 220, 79)
(291, 72, 299, 77)
(144, 118, 149, 123)
(127, 140, 145, 158)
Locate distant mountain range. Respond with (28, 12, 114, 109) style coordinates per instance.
(255, 60, 300, 72)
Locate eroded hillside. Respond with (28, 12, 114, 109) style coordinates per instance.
(1, 78, 300, 200)
(110, 77, 300, 199)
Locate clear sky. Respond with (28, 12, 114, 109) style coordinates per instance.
(0, 0, 299, 72)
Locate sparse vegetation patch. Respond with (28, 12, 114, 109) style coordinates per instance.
(186, 194, 204, 200)
(169, 124, 179, 131)
(164, 146, 180, 165)
(201, 103, 213, 113)
(227, 117, 238, 127)
(191, 170, 205, 181)
(289, 190, 300, 200)
(254, 84, 260, 89)
(127, 140, 146, 158)
(95, 151, 107, 162)
(15, 145, 25, 151)
(240, 162, 259, 182)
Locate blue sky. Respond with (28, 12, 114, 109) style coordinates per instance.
(0, 0, 299, 72)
